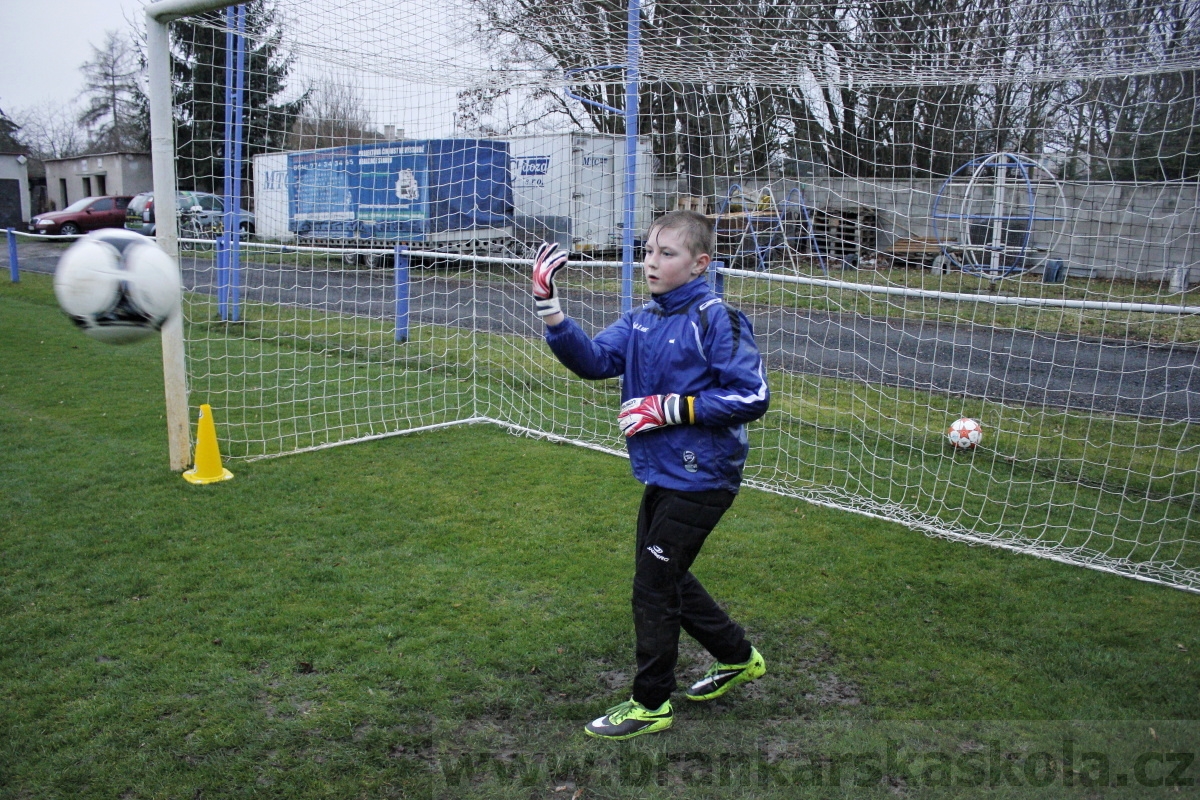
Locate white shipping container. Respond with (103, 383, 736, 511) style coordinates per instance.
(251, 152, 293, 241)
(506, 133, 655, 254)
(254, 134, 655, 251)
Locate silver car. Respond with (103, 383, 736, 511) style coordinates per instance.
(125, 191, 255, 238)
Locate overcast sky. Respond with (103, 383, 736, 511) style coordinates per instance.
(1, 0, 147, 114)
(1, 0, 476, 139)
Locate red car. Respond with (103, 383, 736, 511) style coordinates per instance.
(29, 195, 134, 236)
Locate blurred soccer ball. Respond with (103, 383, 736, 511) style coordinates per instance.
(947, 417, 983, 450)
(54, 229, 181, 344)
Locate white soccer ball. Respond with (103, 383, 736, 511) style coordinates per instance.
(54, 229, 181, 344)
(947, 417, 983, 450)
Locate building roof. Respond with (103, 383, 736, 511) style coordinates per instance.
(42, 151, 150, 163)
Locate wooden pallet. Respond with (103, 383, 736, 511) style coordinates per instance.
(809, 208, 878, 265)
(883, 237, 953, 268)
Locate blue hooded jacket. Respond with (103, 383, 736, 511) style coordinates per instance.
(545, 276, 770, 492)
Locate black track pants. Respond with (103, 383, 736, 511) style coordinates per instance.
(631, 485, 753, 709)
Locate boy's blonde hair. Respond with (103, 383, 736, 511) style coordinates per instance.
(647, 210, 715, 259)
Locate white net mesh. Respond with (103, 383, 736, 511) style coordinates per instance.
(157, 0, 1199, 590)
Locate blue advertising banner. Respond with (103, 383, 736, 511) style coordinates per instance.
(353, 141, 427, 225)
(287, 139, 511, 242)
(289, 147, 355, 227)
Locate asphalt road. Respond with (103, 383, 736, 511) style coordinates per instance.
(10, 241, 1199, 421)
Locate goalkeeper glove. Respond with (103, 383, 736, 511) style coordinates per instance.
(531, 242, 569, 318)
(618, 394, 694, 437)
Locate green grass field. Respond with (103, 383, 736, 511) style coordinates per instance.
(3, 272, 1200, 798)
(173, 258, 1200, 585)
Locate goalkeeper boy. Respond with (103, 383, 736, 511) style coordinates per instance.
(531, 211, 770, 740)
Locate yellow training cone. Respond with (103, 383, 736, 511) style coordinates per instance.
(183, 404, 233, 484)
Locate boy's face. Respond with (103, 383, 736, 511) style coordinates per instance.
(643, 225, 711, 295)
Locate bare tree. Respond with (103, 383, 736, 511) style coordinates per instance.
(455, 73, 585, 136)
(286, 76, 377, 150)
(453, 25, 592, 137)
(462, 0, 1200, 191)
(1062, 0, 1200, 180)
(11, 100, 87, 160)
(78, 30, 146, 152)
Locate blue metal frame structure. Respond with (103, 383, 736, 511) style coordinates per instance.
(7, 228, 19, 282)
(782, 187, 828, 274)
(394, 246, 410, 343)
(931, 153, 1065, 280)
(622, 0, 640, 313)
(711, 184, 829, 274)
(218, 4, 246, 321)
(563, 0, 641, 313)
(712, 184, 789, 271)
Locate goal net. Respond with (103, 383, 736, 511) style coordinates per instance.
(150, 0, 1200, 591)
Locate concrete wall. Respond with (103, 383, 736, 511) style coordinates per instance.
(43, 152, 152, 209)
(706, 177, 1199, 282)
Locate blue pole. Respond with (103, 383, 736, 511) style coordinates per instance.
(221, 5, 246, 322)
(394, 245, 410, 343)
(708, 260, 725, 298)
(216, 231, 229, 317)
(7, 228, 18, 282)
(219, 8, 234, 321)
(231, 5, 246, 322)
(621, 0, 641, 313)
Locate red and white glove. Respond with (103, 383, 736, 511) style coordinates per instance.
(531, 242, 569, 318)
(618, 394, 692, 437)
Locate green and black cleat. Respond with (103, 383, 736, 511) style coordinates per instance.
(584, 698, 673, 740)
(685, 646, 766, 702)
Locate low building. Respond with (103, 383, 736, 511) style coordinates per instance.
(43, 151, 152, 210)
(0, 152, 31, 228)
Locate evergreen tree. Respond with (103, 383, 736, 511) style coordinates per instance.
(169, 1, 307, 194)
(0, 105, 24, 153)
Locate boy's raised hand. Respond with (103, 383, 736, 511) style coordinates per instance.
(531, 242, 569, 318)
(618, 394, 691, 437)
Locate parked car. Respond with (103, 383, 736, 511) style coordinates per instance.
(125, 191, 255, 237)
(29, 195, 133, 236)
